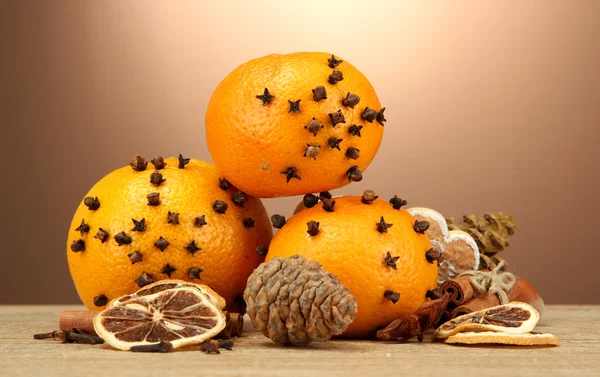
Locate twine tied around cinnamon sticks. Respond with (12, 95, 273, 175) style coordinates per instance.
(457, 260, 516, 305)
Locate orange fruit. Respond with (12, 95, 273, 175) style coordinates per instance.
(67, 156, 272, 311)
(206, 52, 385, 198)
(265, 194, 439, 338)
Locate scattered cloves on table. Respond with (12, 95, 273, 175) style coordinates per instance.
(328, 137, 343, 150)
(376, 107, 387, 126)
(376, 216, 393, 233)
(361, 190, 378, 204)
(271, 214, 286, 229)
(195, 215, 207, 227)
(281, 167, 301, 183)
(305, 118, 324, 136)
(243, 217, 255, 228)
(188, 267, 203, 280)
(256, 88, 275, 106)
(389, 196, 408, 210)
(128, 251, 143, 264)
(288, 99, 302, 113)
(178, 154, 190, 169)
(256, 245, 268, 256)
(304, 144, 321, 160)
(232, 191, 247, 207)
(384, 290, 401, 304)
(94, 228, 109, 243)
(328, 54, 343, 68)
(312, 86, 327, 101)
(361, 107, 377, 123)
(75, 219, 90, 236)
(329, 110, 346, 127)
(83, 197, 100, 211)
(131, 341, 173, 353)
(307, 220, 320, 236)
(154, 236, 170, 251)
(93, 294, 108, 307)
(413, 220, 430, 234)
(34, 329, 104, 345)
(135, 273, 154, 288)
(150, 156, 166, 169)
(147, 192, 161, 206)
(161, 263, 177, 278)
(129, 155, 148, 171)
(328, 70, 344, 84)
(218, 177, 231, 191)
(70, 239, 85, 252)
(219, 339, 234, 351)
(425, 248, 442, 263)
(201, 339, 222, 354)
(322, 198, 335, 212)
(346, 147, 360, 160)
(167, 211, 180, 224)
(114, 231, 132, 246)
(384, 251, 400, 270)
(213, 200, 228, 214)
(303, 193, 319, 208)
(131, 218, 146, 232)
(150, 171, 166, 186)
(342, 93, 360, 108)
(346, 166, 363, 182)
(185, 240, 201, 255)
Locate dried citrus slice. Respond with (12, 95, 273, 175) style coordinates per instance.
(433, 302, 539, 340)
(93, 280, 226, 351)
(444, 331, 559, 346)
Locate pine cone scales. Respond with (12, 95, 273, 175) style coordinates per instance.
(244, 255, 358, 346)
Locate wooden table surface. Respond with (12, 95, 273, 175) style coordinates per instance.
(1, 305, 599, 377)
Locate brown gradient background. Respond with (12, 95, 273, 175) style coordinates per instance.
(2, 1, 599, 304)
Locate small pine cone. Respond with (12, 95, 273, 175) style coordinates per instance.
(244, 255, 357, 346)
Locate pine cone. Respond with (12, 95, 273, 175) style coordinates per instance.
(447, 213, 516, 256)
(244, 255, 358, 346)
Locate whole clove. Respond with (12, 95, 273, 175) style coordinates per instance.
(218, 339, 234, 351)
(154, 236, 170, 251)
(243, 217, 255, 228)
(178, 154, 190, 169)
(329, 110, 346, 127)
(384, 251, 400, 270)
(328, 54, 343, 68)
(213, 200, 228, 214)
(201, 339, 221, 354)
(348, 125, 363, 137)
(94, 228, 109, 243)
(346, 147, 360, 160)
(346, 166, 363, 182)
(147, 192, 161, 206)
(129, 155, 148, 171)
(167, 211, 180, 224)
(161, 263, 177, 278)
(280, 167, 301, 183)
(414, 220, 430, 234)
(34, 330, 104, 345)
(305, 118, 324, 136)
(131, 218, 146, 232)
(361, 190, 378, 204)
(322, 198, 336, 212)
(195, 215, 207, 227)
(303, 194, 319, 208)
(304, 144, 321, 159)
(93, 295, 108, 307)
(75, 219, 90, 236)
(376, 107, 387, 126)
(425, 248, 442, 264)
(232, 191, 247, 207)
(288, 99, 302, 113)
(342, 93, 360, 108)
(218, 177, 231, 191)
(256, 245, 268, 256)
(128, 251, 143, 264)
(271, 214, 286, 229)
(389, 196, 407, 210)
(83, 197, 100, 211)
(376, 216, 393, 233)
(150, 171, 166, 186)
(185, 240, 201, 255)
(188, 267, 203, 280)
(312, 86, 327, 101)
(384, 290, 401, 304)
(256, 88, 275, 106)
(306, 220, 320, 236)
(150, 156, 166, 169)
(70, 239, 85, 252)
(361, 107, 377, 123)
(114, 231, 132, 246)
(135, 273, 154, 288)
(328, 70, 344, 84)
(328, 137, 343, 150)
(131, 341, 173, 353)
(319, 191, 332, 200)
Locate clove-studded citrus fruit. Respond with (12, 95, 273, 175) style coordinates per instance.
(67, 156, 272, 311)
(93, 280, 226, 351)
(205, 52, 385, 198)
(265, 192, 438, 337)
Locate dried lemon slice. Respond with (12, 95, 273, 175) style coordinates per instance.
(444, 331, 559, 346)
(93, 280, 226, 351)
(433, 302, 539, 340)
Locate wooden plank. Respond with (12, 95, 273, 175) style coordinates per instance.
(1, 305, 599, 377)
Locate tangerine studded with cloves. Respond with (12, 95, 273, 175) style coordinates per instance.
(67, 156, 272, 311)
(266, 193, 438, 338)
(205, 52, 385, 198)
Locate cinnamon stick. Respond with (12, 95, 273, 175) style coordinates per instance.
(440, 275, 478, 305)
